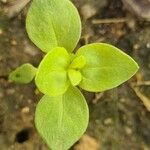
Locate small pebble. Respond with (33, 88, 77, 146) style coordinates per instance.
(9, 145, 15, 150)
(146, 43, 150, 49)
(126, 16, 136, 30)
(24, 45, 38, 56)
(10, 39, 17, 46)
(104, 118, 113, 125)
(0, 29, 3, 35)
(21, 107, 30, 113)
(120, 98, 126, 103)
(125, 126, 132, 135)
(27, 99, 32, 104)
(133, 44, 140, 50)
(81, 4, 96, 19)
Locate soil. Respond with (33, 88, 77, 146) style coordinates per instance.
(0, 0, 150, 150)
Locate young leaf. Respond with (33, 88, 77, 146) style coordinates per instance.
(68, 69, 82, 86)
(9, 63, 37, 84)
(35, 86, 89, 150)
(35, 47, 71, 96)
(76, 43, 139, 92)
(69, 55, 86, 69)
(26, 0, 81, 53)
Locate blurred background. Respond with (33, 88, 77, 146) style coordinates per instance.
(0, 0, 150, 149)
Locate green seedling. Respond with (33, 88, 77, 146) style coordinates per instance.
(9, 0, 139, 149)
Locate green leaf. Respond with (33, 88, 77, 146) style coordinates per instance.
(26, 0, 81, 53)
(9, 63, 37, 84)
(68, 69, 82, 86)
(35, 86, 89, 150)
(35, 47, 71, 96)
(69, 55, 86, 69)
(76, 43, 139, 92)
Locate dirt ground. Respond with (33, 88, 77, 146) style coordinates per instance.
(0, 0, 150, 150)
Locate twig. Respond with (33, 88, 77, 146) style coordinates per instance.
(130, 85, 150, 112)
(133, 81, 150, 86)
(92, 18, 127, 24)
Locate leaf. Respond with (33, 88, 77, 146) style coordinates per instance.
(9, 63, 37, 84)
(35, 47, 71, 96)
(35, 86, 89, 150)
(69, 55, 86, 69)
(68, 69, 82, 86)
(26, 0, 81, 53)
(76, 43, 139, 92)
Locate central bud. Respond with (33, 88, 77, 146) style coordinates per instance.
(67, 55, 86, 86)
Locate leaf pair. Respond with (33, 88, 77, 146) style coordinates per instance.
(35, 44, 139, 97)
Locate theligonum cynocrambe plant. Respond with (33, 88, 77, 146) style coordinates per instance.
(9, 0, 139, 149)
